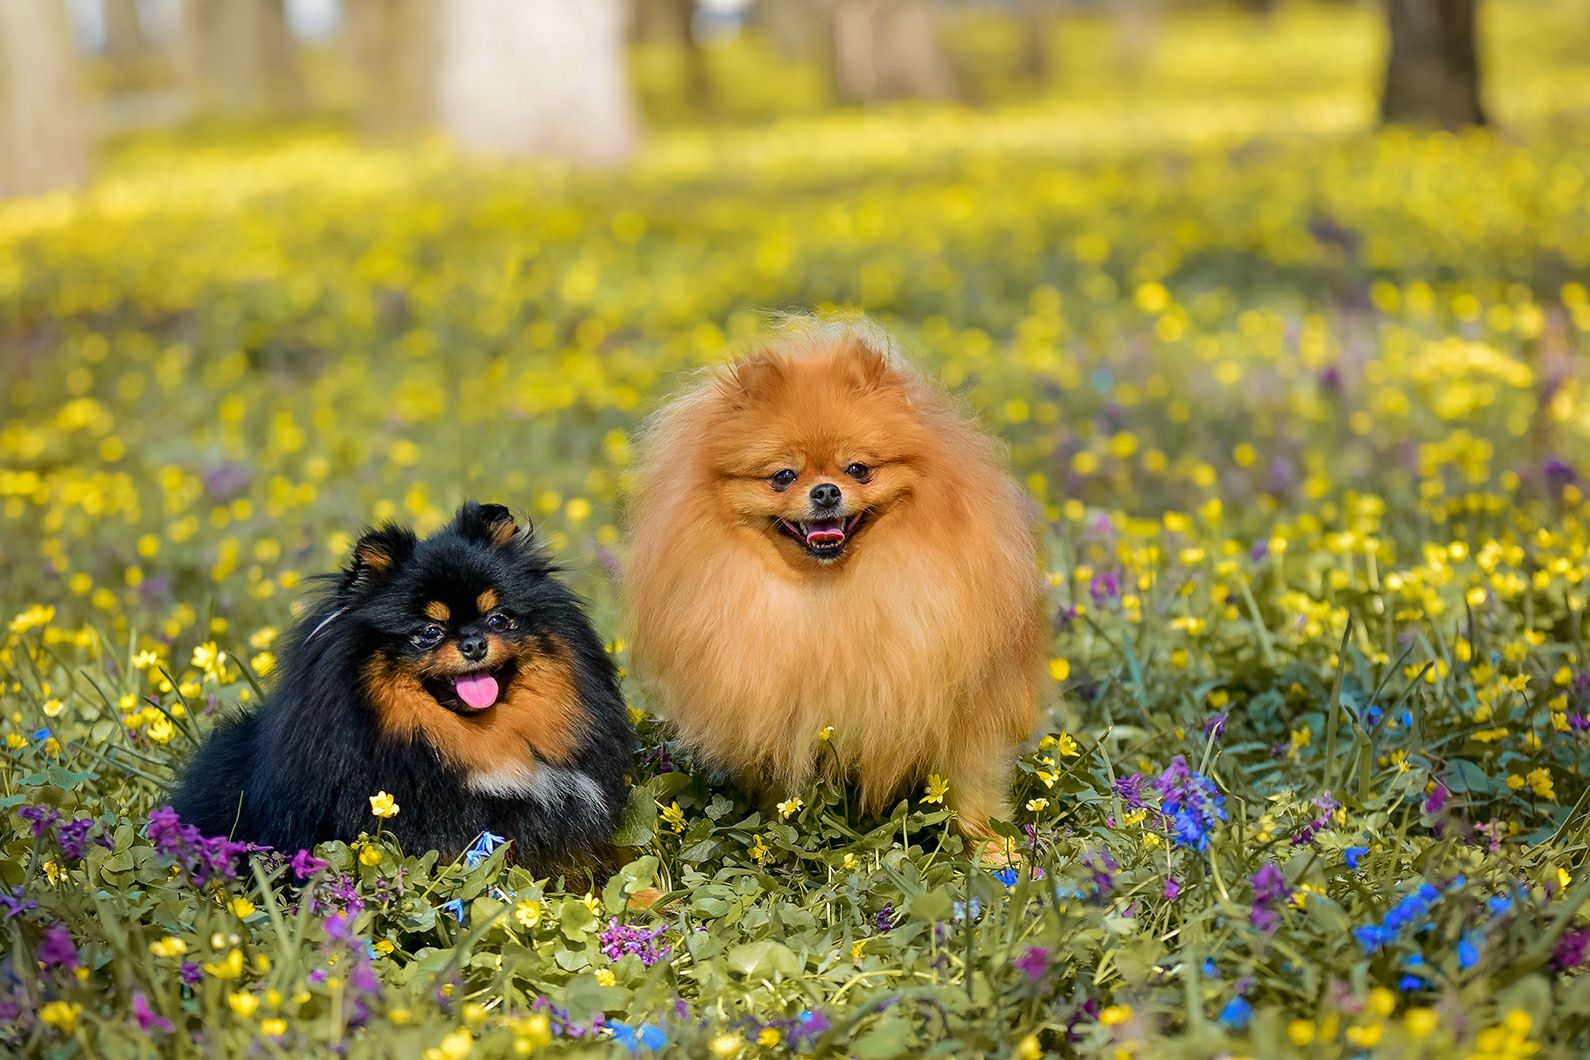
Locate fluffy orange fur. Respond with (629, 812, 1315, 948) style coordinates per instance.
(364, 636, 581, 775)
(625, 322, 1043, 836)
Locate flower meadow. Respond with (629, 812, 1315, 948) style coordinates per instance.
(6, 3, 1590, 1056)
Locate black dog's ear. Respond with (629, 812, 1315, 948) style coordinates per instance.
(452, 502, 520, 548)
(345, 524, 416, 591)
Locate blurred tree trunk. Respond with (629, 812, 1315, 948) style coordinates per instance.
(345, 0, 436, 135)
(632, 0, 710, 112)
(104, 0, 151, 64)
(831, 0, 956, 103)
(436, 0, 636, 164)
(180, 0, 304, 114)
(1380, 0, 1486, 130)
(1016, 0, 1055, 85)
(0, 0, 91, 196)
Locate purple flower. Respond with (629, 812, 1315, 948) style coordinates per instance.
(37, 924, 78, 970)
(599, 919, 672, 967)
(1423, 781, 1449, 816)
(1551, 929, 1590, 973)
(1089, 572, 1121, 605)
(1163, 877, 1181, 901)
(290, 849, 329, 881)
(1013, 946, 1050, 981)
(875, 903, 898, 931)
(1249, 863, 1286, 933)
(132, 993, 174, 1034)
(18, 804, 61, 838)
(1203, 713, 1228, 741)
(324, 911, 356, 943)
(0, 888, 37, 919)
(1152, 756, 1227, 854)
(57, 818, 95, 860)
(179, 961, 202, 985)
(1113, 773, 1147, 810)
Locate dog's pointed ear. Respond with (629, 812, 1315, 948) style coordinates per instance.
(345, 524, 416, 591)
(722, 353, 785, 406)
(835, 337, 892, 392)
(452, 501, 521, 548)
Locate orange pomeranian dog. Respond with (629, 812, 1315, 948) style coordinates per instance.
(625, 320, 1043, 837)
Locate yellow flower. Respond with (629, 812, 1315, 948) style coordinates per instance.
(1049, 658, 1071, 682)
(374, 939, 395, 955)
(150, 935, 188, 958)
(1404, 1008, 1438, 1038)
(9, 604, 56, 635)
(250, 651, 276, 676)
(1345, 1023, 1383, 1048)
(42, 698, 64, 717)
(1026, 797, 1049, 812)
(204, 948, 244, 980)
(515, 899, 543, 928)
(842, 852, 858, 870)
(922, 774, 950, 805)
(513, 1012, 553, 1051)
(359, 845, 383, 866)
(1015, 1034, 1042, 1060)
(462, 1002, 489, 1026)
(424, 1028, 474, 1060)
(229, 896, 256, 918)
(228, 991, 260, 1017)
(709, 1033, 743, 1057)
(40, 1000, 81, 1034)
(851, 939, 867, 960)
(757, 1026, 782, 1047)
(132, 649, 160, 670)
(1367, 987, 1395, 1018)
(817, 725, 834, 741)
(260, 1018, 288, 1038)
(660, 801, 686, 833)
(748, 835, 770, 864)
(1527, 767, 1556, 801)
(146, 716, 175, 744)
(777, 797, 803, 818)
(1099, 1004, 1132, 1027)
(594, 967, 616, 987)
(369, 791, 400, 818)
(1287, 1019, 1316, 1045)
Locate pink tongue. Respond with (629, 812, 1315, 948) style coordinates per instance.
(805, 517, 845, 546)
(453, 673, 499, 710)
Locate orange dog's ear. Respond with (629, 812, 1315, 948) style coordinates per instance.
(834, 337, 892, 392)
(722, 353, 786, 405)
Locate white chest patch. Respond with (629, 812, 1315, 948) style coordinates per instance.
(466, 760, 605, 813)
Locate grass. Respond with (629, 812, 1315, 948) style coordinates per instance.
(5, 1, 1590, 1055)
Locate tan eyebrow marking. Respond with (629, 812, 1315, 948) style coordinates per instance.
(477, 589, 499, 613)
(423, 601, 450, 622)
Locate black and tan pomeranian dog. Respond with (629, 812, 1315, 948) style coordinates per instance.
(172, 502, 632, 873)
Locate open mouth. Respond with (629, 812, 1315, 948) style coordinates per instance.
(775, 512, 868, 560)
(424, 663, 513, 714)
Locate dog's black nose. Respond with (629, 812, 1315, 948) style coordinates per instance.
(809, 482, 842, 508)
(459, 634, 489, 662)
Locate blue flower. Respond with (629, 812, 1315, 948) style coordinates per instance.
(440, 898, 467, 923)
(1202, 957, 1218, 977)
(1486, 894, 1513, 916)
(1344, 846, 1368, 869)
(991, 867, 1019, 887)
(1218, 996, 1252, 1030)
(32, 728, 50, 742)
(464, 830, 508, 868)
(610, 1022, 667, 1053)
(1457, 934, 1480, 970)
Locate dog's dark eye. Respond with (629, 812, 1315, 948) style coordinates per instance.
(485, 612, 513, 633)
(414, 624, 445, 648)
(770, 469, 797, 491)
(845, 463, 871, 482)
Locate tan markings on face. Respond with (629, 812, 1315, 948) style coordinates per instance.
(423, 601, 450, 622)
(363, 636, 583, 774)
(476, 589, 499, 613)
